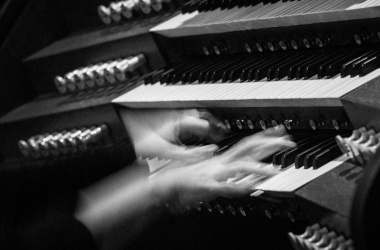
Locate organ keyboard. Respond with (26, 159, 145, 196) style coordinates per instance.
(2, 0, 380, 249)
(114, 64, 380, 108)
(253, 155, 348, 193)
(115, 1, 380, 248)
(153, 0, 380, 37)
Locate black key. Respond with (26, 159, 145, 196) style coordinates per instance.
(185, 59, 220, 83)
(209, 0, 221, 10)
(151, 69, 166, 83)
(274, 53, 312, 80)
(349, 56, 372, 77)
(237, 0, 247, 7)
(272, 148, 293, 167)
(170, 61, 202, 84)
(340, 49, 374, 77)
(313, 144, 342, 169)
(241, 55, 275, 81)
(267, 54, 302, 81)
(197, 0, 209, 11)
(351, 50, 380, 77)
(303, 140, 336, 168)
(272, 132, 327, 167)
(317, 52, 350, 79)
(222, 57, 257, 82)
(281, 133, 335, 168)
(294, 137, 336, 168)
(164, 62, 190, 83)
(339, 48, 379, 77)
(359, 56, 380, 76)
(287, 53, 323, 80)
(241, 0, 251, 7)
(253, 54, 289, 81)
(182, 0, 199, 13)
(182, 59, 217, 83)
(288, 53, 326, 80)
(144, 69, 163, 84)
(299, 52, 334, 79)
(326, 49, 368, 78)
(202, 0, 212, 11)
(226, 0, 237, 9)
(269, 131, 306, 165)
(209, 59, 240, 83)
(220, 0, 230, 9)
(160, 68, 174, 84)
(198, 59, 230, 83)
(184, 58, 220, 83)
(144, 71, 155, 85)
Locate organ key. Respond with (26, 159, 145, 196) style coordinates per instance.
(153, 0, 380, 37)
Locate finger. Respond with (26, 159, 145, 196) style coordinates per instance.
(220, 136, 296, 164)
(228, 161, 280, 177)
(259, 124, 288, 137)
(245, 136, 296, 161)
(216, 162, 262, 181)
(223, 126, 288, 150)
(179, 144, 219, 164)
(208, 182, 253, 198)
(220, 132, 292, 157)
(234, 174, 268, 188)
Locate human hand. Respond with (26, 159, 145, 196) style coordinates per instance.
(151, 125, 296, 204)
(217, 124, 295, 164)
(119, 109, 226, 164)
(75, 125, 294, 241)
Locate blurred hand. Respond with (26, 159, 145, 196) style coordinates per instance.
(151, 125, 296, 204)
(120, 109, 226, 164)
(75, 125, 295, 242)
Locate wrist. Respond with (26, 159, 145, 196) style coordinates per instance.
(149, 170, 182, 209)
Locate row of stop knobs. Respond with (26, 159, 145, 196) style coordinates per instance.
(98, 0, 174, 24)
(164, 199, 255, 217)
(245, 31, 380, 54)
(224, 117, 348, 131)
(204, 31, 380, 56)
(203, 34, 332, 56)
(245, 35, 332, 53)
(18, 125, 109, 159)
(288, 224, 355, 250)
(166, 198, 300, 223)
(224, 117, 298, 131)
(54, 54, 146, 94)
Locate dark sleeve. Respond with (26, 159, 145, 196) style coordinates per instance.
(17, 212, 97, 250)
(0, 138, 137, 199)
(0, 138, 137, 249)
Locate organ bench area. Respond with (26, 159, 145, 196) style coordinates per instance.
(1, 0, 380, 249)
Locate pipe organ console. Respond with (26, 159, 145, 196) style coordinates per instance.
(1, 0, 380, 249)
(115, 0, 380, 249)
